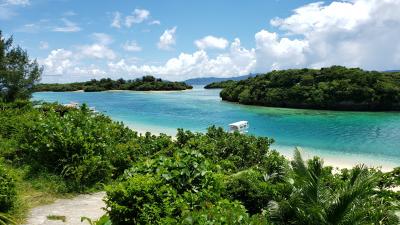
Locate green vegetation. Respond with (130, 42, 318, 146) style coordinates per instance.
(204, 80, 237, 89)
(0, 31, 399, 224)
(220, 66, 400, 111)
(47, 215, 66, 222)
(0, 31, 42, 102)
(0, 162, 17, 212)
(1, 101, 398, 224)
(34, 76, 193, 92)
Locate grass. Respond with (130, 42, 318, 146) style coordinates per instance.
(5, 165, 76, 224)
(47, 215, 66, 222)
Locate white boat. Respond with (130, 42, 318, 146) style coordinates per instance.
(229, 121, 249, 133)
(63, 102, 79, 108)
(89, 106, 98, 113)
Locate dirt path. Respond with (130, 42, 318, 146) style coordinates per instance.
(24, 192, 106, 225)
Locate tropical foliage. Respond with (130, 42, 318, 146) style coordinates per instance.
(219, 66, 400, 111)
(33, 76, 192, 92)
(0, 30, 42, 102)
(0, 162, 17, 212)
(0, 31, 398, 224)
(0, 101, 399, 224)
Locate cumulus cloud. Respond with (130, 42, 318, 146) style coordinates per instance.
(41, 49, 73, 75)
(195, 36, 229, 50)
(157, 27, 177, 50)
(42, 0, 400, 81)
(53, 18, 81, 32)
(270, 0, 400, 70)
(123, 41, 142, 52)
(254, 30, 308, 71)
(78, 44, 116, 60)
(125, 9, 150, 27)
(108, 38, 256, 80)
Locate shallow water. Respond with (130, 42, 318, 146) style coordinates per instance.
(32, 86, 400, 167)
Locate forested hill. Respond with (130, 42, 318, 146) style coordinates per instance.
(34, 76, 192, 92)
(185, 74, 252, 85)
(219, 66, 400, 111)
(204, 80, 238, 89)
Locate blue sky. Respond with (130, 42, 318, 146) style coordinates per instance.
(1, 0, 400, 82)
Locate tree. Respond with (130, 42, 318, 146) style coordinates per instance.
(0, 31, 42, 102)
(269, 149, 399, 225)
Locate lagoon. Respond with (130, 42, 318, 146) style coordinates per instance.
(32, 86, 400, 169)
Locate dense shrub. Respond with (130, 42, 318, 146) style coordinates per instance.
(176, 126, 275, 172)
(225, 169, 290, 215)
(17, 104, 137, 191)
(0, 162, 17, 212)
(106, 149, 224, 224)
(180, 200, 255, 224)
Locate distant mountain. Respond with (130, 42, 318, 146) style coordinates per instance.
(185, 74, 254, 85)
(385, 70, 400, 72)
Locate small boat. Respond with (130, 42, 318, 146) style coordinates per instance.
(229, 121, 249, 134)
(63, 102, 79, 108)
(89, 106, 98, 113)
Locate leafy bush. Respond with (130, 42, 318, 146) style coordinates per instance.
(225, 169, 290, 215)
(180, 200, 252, 224)
(106, 149, 224, 224)
(176, 126, 274, 172)
(17, 105, 137, 191)
(0, 162, 17, 212)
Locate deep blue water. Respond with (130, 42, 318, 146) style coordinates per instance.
(32, 86, 400, 167)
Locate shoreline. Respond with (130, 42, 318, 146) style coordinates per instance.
(125, 123, 397, 172)
(34, 88, 192, 94)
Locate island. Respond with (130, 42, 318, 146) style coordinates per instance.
(204, 80, 238, 89)
(33, 76, 193, 92)
(219, 66, 400, 111)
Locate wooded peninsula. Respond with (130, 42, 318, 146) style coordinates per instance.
(33, 76, 193, 92)
(216, 66, 400, 111)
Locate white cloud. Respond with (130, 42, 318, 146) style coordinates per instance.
(111, 11, 121, 28)
(79, 44, 116, 60)
(92, 33, 113, 45)
(41, 49, 73, 75)
(123, 41, 142, 52)
(0, 0, 29, 20)
(195, 35, 229, 50)
(149, 20, 160, 25)
(269, 0, 400, 70)
(5, 0, 29, 6)
(40, 48, 110, 82)
(254, 30, 308, 71)
(42, 0, 400, 82)
(157, 27, 177, 50)
(108, 38, 256, 80)
(53, 18, 81, 32)
(125, 9, 150, 27)
(39, 41, 49, 49)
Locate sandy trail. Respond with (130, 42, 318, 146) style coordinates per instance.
(24, 192, 106, 225)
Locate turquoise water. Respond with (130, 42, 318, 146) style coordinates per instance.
(32, 86, 400, 167)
